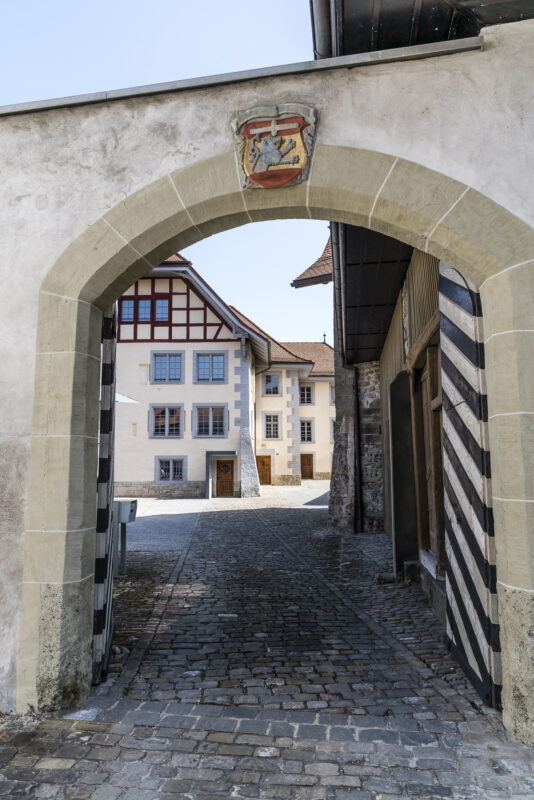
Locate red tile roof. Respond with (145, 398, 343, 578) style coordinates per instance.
(291, 238, 333, 287)
(160, 252, 192, 265)
(280, 341, 334, 376)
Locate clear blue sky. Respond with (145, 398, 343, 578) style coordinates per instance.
(1, 1, 332, 342)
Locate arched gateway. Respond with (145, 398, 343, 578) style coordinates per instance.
(1, 18, 533, 743)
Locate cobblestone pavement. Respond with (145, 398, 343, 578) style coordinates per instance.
(2, 487, 534, 799)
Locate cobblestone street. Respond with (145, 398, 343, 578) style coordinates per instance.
(1, 485, 533, 799)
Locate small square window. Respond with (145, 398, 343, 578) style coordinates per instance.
(151, 352, 183, 383)
(151, 406, 182, 437)
(138, 299, 151, 321)
(121, 299, 134, 322)
(265, 414, 279, 439)
(211, 407, 225, 436)
(211, 355, 225, 382)
(300, 420, 313, 442)
(157, 457, 185, 484)
(195, 353, 226, 383)
(159, 459, 170, 481)
(264, 374, 280, 395)
(168, 355, 181, 381)
(300, 385, 312, 404)
(195, 406, 227, 437)
(197, 355, 211, 382)
(167, 407, 180, 436)
(153, 407, 166, 436)
(197, 407, 210, 435)
(155, 298, 169, 321)
(154, 355, 167, 382)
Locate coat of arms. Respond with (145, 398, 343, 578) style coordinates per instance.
(232, 104, 317, 189)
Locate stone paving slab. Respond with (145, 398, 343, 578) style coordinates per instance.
(1, 488, 534, 798)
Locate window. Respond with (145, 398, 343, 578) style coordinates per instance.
(194, 405, 227, 437)
(330, 383, 335, 404)
(156, 456, 186, 484)
(121, 299, 134, 322)
(150, 405, 183, 437)
(300, 385, 313, 404)
(301, 420, 313, 442)
(155, 298, 169, 321)
(151, 352, 184, 383)
(331, 419, 335, 443)
(138, 298, 151, 321)
(265, 414, 279, 439)
(195, 352, 227, 383)
(264, 373, 280, 395)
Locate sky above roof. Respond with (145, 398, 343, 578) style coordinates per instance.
(2, 1, 333, 343)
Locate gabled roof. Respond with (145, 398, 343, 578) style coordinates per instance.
(229, 307, 314, 374)
(291, 238, 333, 288)
(161, 252, 192, 265)
(146, 256, 270, 366)
(279, 341, 334, 376)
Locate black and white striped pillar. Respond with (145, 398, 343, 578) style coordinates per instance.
(439, 264, 501, 707)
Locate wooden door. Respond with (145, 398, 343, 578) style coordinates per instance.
(256, 455, 271, 485)
(216, 460, 234, 497)
(301, 453, 314, 479)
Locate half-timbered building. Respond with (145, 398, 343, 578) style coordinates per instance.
(114, 255, 335, 498)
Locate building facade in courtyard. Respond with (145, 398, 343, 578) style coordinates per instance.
(114, 256, 334, 498)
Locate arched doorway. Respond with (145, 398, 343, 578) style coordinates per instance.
(16, 147, 534, 743)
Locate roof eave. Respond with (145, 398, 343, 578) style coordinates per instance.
(291, 272, 333, 288)
(147, 264, 271, 357)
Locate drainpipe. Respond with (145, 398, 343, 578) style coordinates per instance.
(309, 0, 333, 59)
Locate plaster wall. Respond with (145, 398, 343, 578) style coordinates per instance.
(255, 368, 298, 483)
(298, 378, 335, 476)
(114, 340, 242, 488)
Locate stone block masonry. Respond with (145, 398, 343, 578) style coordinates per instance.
(2, 490, 534, 797)
(357, 361, 384, 532)
(114, 481, 205, 499)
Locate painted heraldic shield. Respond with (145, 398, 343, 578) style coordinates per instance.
(232, 104, 317, 189)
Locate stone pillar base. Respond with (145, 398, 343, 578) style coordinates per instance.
(499, 585, 534, 744)
(329, 415, 355, 528)
(240, 428, 260, 497)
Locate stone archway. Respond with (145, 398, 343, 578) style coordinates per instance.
(17, 146, 534, 742)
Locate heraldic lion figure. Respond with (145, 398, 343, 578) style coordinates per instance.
(251, 134, 300, 172)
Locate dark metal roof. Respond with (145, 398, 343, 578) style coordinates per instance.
(322, 1, 534, 58)
(343, 227, 413, 362)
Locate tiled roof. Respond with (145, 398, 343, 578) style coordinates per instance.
(160, 252, 192, 265)
(291, 238, 333, 287)
(280, 341, 334, 376)
(229, 307, 312, 366)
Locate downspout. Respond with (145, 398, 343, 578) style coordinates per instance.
(309, 0, 333, 59)
(330, 0, 344, 57)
